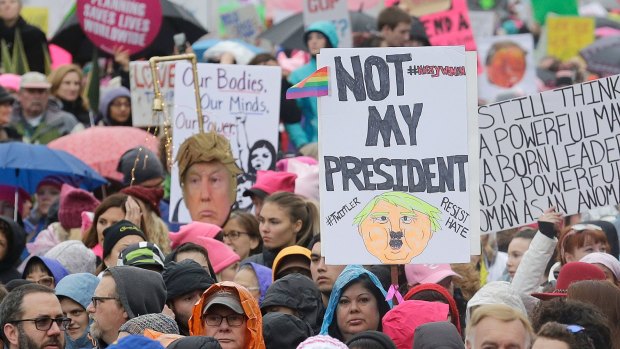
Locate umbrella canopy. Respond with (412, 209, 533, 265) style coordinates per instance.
(203, 41, 265, 65)
(47, 126, 160, 182)
(0, 142, 107, 193)
(259, 11, 376, 50)
(192, 39, 264, 63)
(580, 36, 620, 77)
(50, 0, 207, 64)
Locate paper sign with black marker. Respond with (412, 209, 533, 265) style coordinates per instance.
(478, 74, 620, 233)
(318, 46, 472, 265)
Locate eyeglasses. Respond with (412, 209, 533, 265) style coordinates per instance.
(91, 296, 120, 308)
(203, 313, 245, 327)
(222, 230, 249, 241)
(110, 101, 130, 108)
(11, 317, 71, 331)
(30, 276, 54, 288)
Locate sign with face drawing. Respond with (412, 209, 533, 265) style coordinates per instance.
(317, 46, 473, 264)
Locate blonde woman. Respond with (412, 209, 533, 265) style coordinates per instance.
(48, 64, 92, 127)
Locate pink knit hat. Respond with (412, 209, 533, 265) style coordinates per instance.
(243, 170, 297, 199)
(169, 222, 222, 249)
(276, 156, 318, 172)
(0, 185, 30, 215)
(0, 73, 21, 92)
(200, 237, 240, 274)
(58, 184, 100, 230)
(287, 158, 319, 201)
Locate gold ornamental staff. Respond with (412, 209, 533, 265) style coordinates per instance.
(149, 53, 204, 133)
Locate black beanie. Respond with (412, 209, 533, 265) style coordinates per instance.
(346, 330, 397, 349)
(102, 220, 147, 259)
(162, 259, 215, 302)
(168, 336, 222, 349)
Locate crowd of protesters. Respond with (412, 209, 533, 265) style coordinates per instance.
(0, 0, 619, 348)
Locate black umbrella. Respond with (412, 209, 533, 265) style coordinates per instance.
(259, 11, 376, 50)
(50, 0, 207, 64)
(580, 36, 620, 77)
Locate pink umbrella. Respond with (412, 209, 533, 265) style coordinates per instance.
(48, 126, 160, 182)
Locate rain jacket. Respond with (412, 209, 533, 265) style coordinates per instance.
(260, 273, 324, 334)
(413, 322, 464, 349)
(189, 281, 265, 349)
(319, 265, 391, 339)
(382, 300, 449, 349)
(10, 98, 80, 144)
(0, 216, 26, 284)
(287, 21, 339, 149)
(404, 283, 462, 335)
(465, 281, 528, 324)
(262, 312, 312, 349)
(242, 262, 272, 305)
(22, 255, 69, 284)
(55, 273, 100, 349)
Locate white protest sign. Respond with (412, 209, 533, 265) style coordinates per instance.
(465, 51, 481, 254)
(304, 0, 352, 48)
(220, 4, 265, 42)
(468, 11, 496, 41)
(169, 62, 281, 223)
(478, 34, 538, 104)
(478, 74, 620, 233)
(318, 46, 471, 265)
(129, 61, 175, 127)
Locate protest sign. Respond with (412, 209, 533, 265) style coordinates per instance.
(468, 11, 495, 41)
(76, 0, 162, 55)
(547, 17, 595, 61)
(477, 34, 537, 105)
(419, 0, 477, 53)
(465, 51, 480, 254)
(267, 0, 384, 24)
(532, 0, 578, 25)
(220, 4, 265, 42)
(478, 74, 620, 233)
(129, 61, 175, 127)
(169, 62, 281, 223)
(303, 0, 352, 48)
(399, 0, 451, 16)
(317, 46, 472, 264)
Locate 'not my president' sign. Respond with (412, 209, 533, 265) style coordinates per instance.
(317, 47, 472, 265)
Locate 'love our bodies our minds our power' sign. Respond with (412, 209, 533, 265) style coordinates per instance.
(169, 62, 281, 223)
(479, 74, 620, 233)
(318, 46, 472, 265)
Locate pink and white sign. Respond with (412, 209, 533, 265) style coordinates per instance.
(77, 0, 163, 55)
(419, 0, 476, 52)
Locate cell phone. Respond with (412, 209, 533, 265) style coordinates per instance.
(173, 33, 187, 53)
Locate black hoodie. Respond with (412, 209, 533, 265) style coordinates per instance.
(413, 322, 465, 349)
(263, 312, 312, 349)
(107, 266, 167, 318)
(260, 273, 325, 334)
(0, 17, 48, 74)
(0, 216, 26, 284)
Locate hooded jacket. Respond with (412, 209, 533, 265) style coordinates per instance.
(263, 312, 312, 349)
(286, 21, 339, 148)
(260, 273, 324, 334)
(319, 265, 391, 340)
(107, 266, 167, 318)
(240, 262, 272, 305)
(0, 216, 26, 284)
(22, 255, 69, 283)
(97, 87, 131, 126)
(189, 281, 265, 349)
(167, 336, 223, 349)
(345, 331, 396, 349)
(55, 273, 100, 349)
(413, 322, 464, 349)
(11, 98, 80, 144)
(404, 283, 462, 335)
(382, 300, 449, 349)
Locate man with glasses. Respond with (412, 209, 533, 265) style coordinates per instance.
(0, 283, 69, 349)
(10, 72, 79, 144)
(86, 266, 166, 348)
(189, 282, 264, 349)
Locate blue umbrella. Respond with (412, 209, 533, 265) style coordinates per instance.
(0, 142, 107, 194)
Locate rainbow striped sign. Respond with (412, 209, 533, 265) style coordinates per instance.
(286, 66, 328, 99)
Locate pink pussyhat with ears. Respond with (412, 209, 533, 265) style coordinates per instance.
(168, 222, 222, 250)
(186, 236, 240, 274)
(286, 158, 319, 202)
(276, 156, 318, 172)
